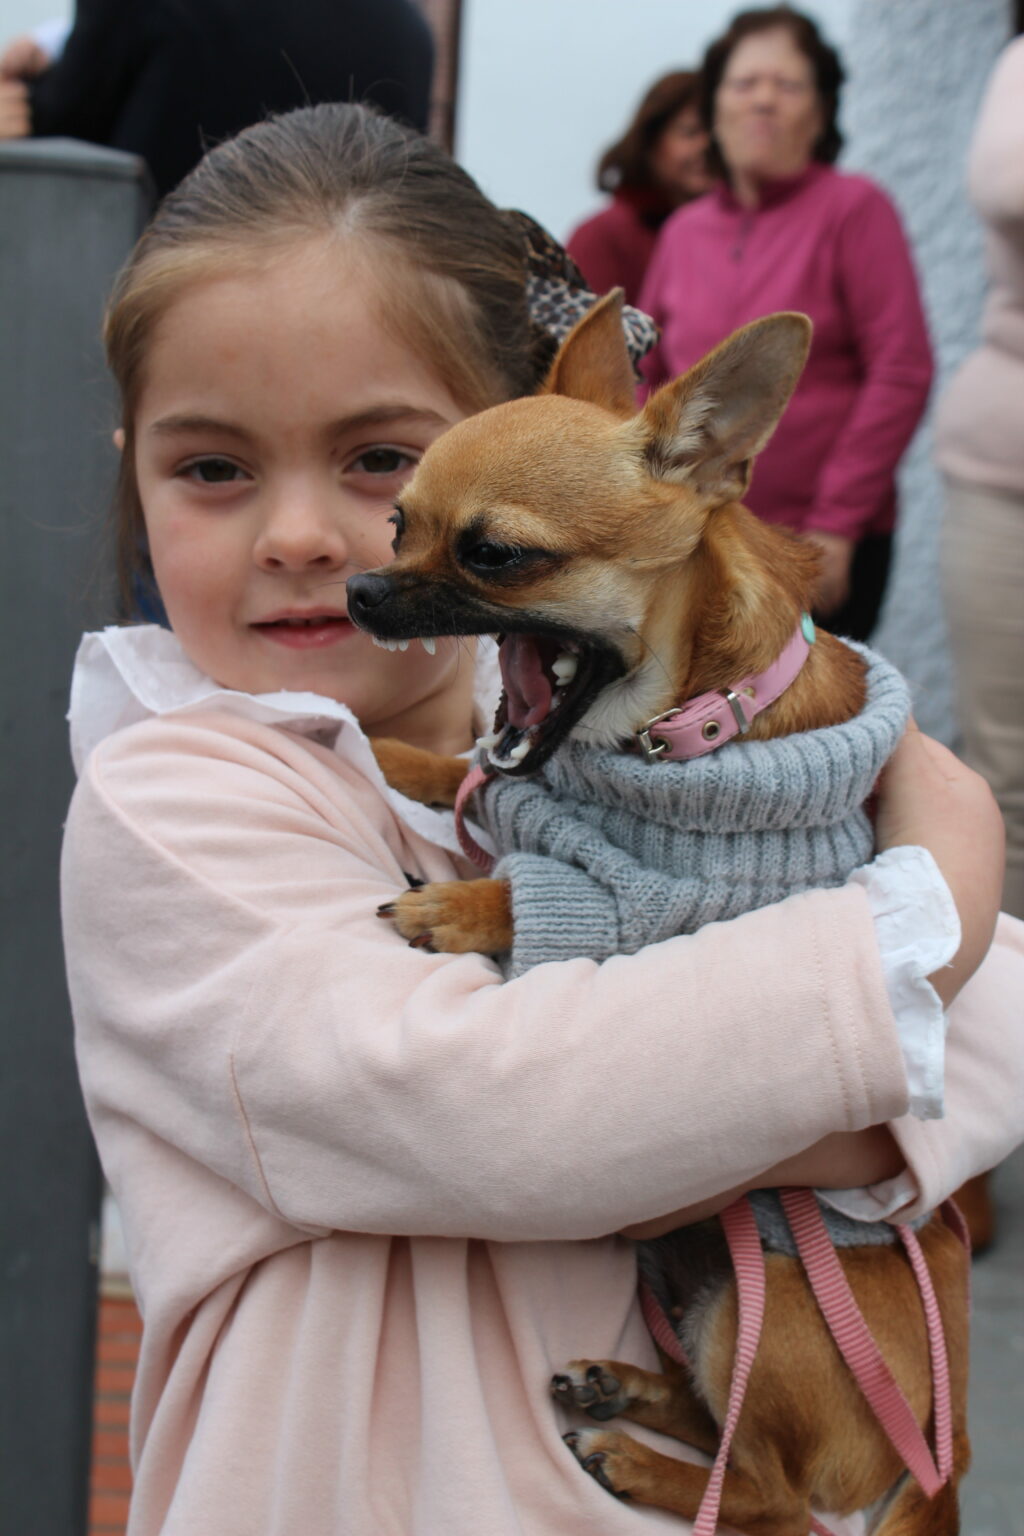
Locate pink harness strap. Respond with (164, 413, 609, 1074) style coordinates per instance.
(779, 1189, 953, 1498)
(637, 1193, 966, 1536)
(454, 763, 496, 873)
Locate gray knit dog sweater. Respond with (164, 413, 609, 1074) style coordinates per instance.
(475, 643, 914, 1255)
(480, 645, 910, 979)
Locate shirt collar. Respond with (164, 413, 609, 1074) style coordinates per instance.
(68, 624, 501, 859)
(714, 160, 828, 213)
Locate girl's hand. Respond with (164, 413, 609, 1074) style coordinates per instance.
(875, 719, 1004, 1010)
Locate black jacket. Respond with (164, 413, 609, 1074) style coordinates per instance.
(29, 0, 434, 197)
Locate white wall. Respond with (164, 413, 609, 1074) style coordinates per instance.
(457, 0, 855, 243)
(0, 0, 68, 39)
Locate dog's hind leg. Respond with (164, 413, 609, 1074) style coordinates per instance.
(563, 1427, 809, 1536)
(868, 1432, 969, 1536)
(552, 1358, 719, 1452)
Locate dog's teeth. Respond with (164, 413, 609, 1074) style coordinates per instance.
(508, 740, 531, 762)
(476, 731, 500, 751)
(397, 640, 409, 652)
(552, 652, 578, 684)
(420, 637, 437, 656)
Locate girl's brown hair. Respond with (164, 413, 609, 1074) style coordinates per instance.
(700, 5, 845, 180)
(105, 103, 544, 606)
(596, 71, 703, 195)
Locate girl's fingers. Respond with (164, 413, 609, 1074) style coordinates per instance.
(876, 719, 1004, 1007)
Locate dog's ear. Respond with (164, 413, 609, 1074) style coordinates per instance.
(540, 289, 637, 417)
(635, 313, 812, 503)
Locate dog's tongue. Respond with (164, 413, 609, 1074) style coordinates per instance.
(499, 634, 552, 729)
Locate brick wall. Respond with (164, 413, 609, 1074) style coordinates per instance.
(90, 1295, 141, 1535)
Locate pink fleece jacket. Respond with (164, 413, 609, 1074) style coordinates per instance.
(640, 165, 934, 542)
(62, 700, 1024, 1535)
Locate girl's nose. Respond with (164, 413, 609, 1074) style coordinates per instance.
(254, 483, 349, 571)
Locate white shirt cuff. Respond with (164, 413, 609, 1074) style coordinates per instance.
(849, 844, 959, 1120)
(817, 847, 960, 1224)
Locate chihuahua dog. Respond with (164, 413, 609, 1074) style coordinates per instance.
(347, 295, 970, 1535)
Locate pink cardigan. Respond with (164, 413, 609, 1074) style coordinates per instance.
(640, 165, 934, 542)
(61, 691, 1024, 1535)
(567, 189, 670, 308)
(934, 38, 1024, 494)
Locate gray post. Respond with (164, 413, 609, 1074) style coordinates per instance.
(0, 139, 151, 1536)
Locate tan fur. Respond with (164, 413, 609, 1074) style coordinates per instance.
(557, 1220, 969, 1532)
(364, 293, 968, 1531)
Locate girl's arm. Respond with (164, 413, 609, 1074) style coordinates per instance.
(621, 723, 1014, 1239)
(62, 711, 1018, 1244)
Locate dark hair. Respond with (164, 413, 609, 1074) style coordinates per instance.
(597, 70, 703, 194)
(105, 104, 544, 605)
(700, 5, 845, 179)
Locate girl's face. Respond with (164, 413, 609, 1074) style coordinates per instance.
(134, 240, 477, 750)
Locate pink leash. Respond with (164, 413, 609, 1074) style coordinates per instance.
(779, 1189, 955, 1498)
(638, 1192, 967, 1536)
(454, 763, 496, 874)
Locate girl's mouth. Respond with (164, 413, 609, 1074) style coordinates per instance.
(252, 615, 355, 650)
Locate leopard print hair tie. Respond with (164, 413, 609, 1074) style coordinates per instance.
(505, 208, 659, 377)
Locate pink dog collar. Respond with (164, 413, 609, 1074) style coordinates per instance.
(636, 614, 815, 764)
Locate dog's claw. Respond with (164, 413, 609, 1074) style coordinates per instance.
(582, 1452, 619, 1494)
(409, 933, 435, 950)
(376, 903, 396, 917)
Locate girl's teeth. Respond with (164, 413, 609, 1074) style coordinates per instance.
(552, 652, 578, 684)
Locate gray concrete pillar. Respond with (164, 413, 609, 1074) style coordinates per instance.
(0, 138, 151, 1536)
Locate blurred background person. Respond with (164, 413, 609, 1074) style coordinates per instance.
(0, 0, 434, 198)
(640, 5, 933, 642)
(566, 69, 710, 306)
(935, 31, 1024, 926)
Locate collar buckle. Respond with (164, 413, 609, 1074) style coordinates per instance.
(638, 708, 681, 763)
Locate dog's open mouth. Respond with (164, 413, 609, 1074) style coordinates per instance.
(481, 632, 622, 776)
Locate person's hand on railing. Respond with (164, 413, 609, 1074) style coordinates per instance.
(0, 77, 31, 138)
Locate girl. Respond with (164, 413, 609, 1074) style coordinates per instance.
(61, 104, 1022, 1536)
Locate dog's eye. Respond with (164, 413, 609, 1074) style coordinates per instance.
(463, 540, 522, 573)
(389, 505, 406, 553)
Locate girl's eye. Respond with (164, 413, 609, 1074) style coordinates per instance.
(351, 447, 416, 476)
(181, 457, 247, 484)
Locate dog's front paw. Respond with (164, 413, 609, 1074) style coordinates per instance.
(377, 878, 512, 955)
(551, 1362, 633, 1421)
(563, 1427, 655, 1499)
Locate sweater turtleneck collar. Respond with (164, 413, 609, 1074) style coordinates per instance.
(714, 160, 830, 214)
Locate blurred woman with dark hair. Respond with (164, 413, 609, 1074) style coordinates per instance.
(640, 6, 933, 642)
(566, 71, 710, 306)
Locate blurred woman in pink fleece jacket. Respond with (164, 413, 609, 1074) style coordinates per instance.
(60, 104, 1022, 1536)
(640, 7, 933, 642)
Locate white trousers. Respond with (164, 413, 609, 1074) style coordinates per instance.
(942, 475, 1024, 920)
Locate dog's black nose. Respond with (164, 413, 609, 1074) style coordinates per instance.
(347, 573, 393, 624)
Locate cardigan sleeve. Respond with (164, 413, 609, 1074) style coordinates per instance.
(805, 183, 934, 542)
(62, 711, 916, 1242)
